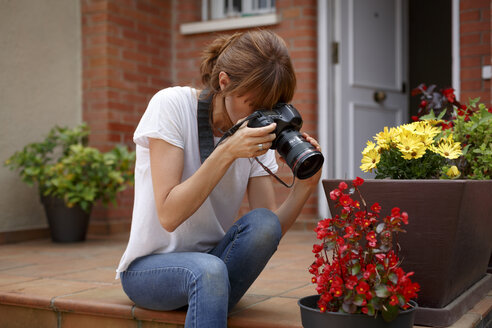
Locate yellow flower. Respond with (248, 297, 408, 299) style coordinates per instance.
(412, 121, 441, 146)
(360, 148, 381, 172)
(430, 135, 462, 159)
(396, 129, 427, 160)
(374, 127, 397, 149)
(446, 165, 461, 178)
(362, 141, 378, 155)
(400, 143, 427, 160)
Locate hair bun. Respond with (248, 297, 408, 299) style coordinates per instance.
(200, 33, 241, 88)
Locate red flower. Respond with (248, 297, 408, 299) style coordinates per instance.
(312, 244, 324, 253)
(403, 282, 421, 301)
(356, 280, 370, 294)
(352, 177, 364, 187)
(339, 195, 352, 207)
(389, 295, 399, 306)
(441, 122, 454, 130)
(345, 275, 358, 290)
(371, 202, 381, 214)
(330, 286, 343, 298)
(363, 264, 376, 280)
(442, 88, 456, 103)
(329, 189, 341, 200)
(419, 100, 427, 108)
(411, 115, 419, 121)
(401, 212, 409, 225)
(366, 231, 377, 243)
(338, 181, 348, 190)
(309, 179, 419, 316)
(343, 225, 355, 238)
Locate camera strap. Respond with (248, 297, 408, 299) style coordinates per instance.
(197, 89, 214, 164)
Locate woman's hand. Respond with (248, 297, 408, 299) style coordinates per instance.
(217, 121, 277, 160)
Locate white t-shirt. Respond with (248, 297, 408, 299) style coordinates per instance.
(116, 86, 278, 278)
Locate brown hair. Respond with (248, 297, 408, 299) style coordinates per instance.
(200, 30, 296, 110)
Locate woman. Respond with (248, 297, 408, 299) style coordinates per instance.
(116, 29, 321, 328)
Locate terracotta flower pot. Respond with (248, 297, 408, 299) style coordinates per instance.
(322, 179, 492, 326)
(298, 295, 416, 328)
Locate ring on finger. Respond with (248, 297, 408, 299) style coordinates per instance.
(258, 143, 263, 151)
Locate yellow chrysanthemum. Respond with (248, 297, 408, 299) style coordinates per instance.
(374, 127, 397, 149)
(360, 148, 381, 172)
(430, 136, 462, 159)
(446, 165, 461, 178)
(396, 129, 427, 160)
(362, 141, 378, 155)
(411, 121, 441, 146)
(400, 144, 427, 160)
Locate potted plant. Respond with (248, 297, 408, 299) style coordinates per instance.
(323, 86, 492, 326)
(4, 123, 135, 243)
(299, 177, 418, 328)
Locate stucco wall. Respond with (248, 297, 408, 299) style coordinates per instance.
(0, 0, 82, 232)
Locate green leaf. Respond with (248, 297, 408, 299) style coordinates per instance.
(388, 272, 398, 285)
(353, 294, 365, 306)
(375, 285, 390, 298)
(351, 263, 361, 276)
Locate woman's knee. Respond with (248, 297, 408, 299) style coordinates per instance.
(192, 255, 230, 299)
(242, 208, 282, 246)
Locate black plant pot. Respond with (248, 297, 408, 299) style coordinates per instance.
(298, 295, 416, 328)
(41, 195, 91, 243)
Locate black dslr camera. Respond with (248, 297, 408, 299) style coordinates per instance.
(247, 104, 324, 179)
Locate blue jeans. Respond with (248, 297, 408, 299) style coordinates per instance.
(120, 208, 282, 328)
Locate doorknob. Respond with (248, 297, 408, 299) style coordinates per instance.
(373, 91, 386, 103)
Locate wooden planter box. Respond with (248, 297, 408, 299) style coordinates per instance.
(322, 179, 492, 326)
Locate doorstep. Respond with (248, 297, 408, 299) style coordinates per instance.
(0, 233, 490, 327)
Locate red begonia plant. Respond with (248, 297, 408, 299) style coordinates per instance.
(309, 177, 420, 322)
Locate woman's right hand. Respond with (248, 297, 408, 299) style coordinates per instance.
(218, 121, 277, 159)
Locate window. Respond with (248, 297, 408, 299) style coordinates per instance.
(180, 0, 279, 35)
(207, 0, 276, 20)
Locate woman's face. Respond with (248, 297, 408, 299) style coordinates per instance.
(224, 93, 255, 123)
(219, 71, 256, 123)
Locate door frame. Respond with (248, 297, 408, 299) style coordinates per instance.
(316, 0, 461, 218)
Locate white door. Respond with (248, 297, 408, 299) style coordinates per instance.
(334, 0, 408, 179)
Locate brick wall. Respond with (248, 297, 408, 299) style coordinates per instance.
(81, 0, 319, 234)
(82, 0, 172, 234)
(459, 0, 491, 104)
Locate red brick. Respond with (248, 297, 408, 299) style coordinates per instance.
(461, 67, 482, 80)
(461, 33, 481, 45)
(461, 56, 482, 67)
(461, 80, 483, 90)
(82, 1, 107, 14)
(460, 0, 490, 11)
(460, 44, 490, 56)
(460, 9, 481, 22)
(107, 13, 136, 29)
(122, 50, 149, 63)
(460, 21, 490, 33)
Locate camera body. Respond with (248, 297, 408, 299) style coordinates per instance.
(247, 104, 324, 179)
(247, 103, 303, 148)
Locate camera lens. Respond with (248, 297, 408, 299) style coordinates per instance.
(276, 130, 324, 179)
